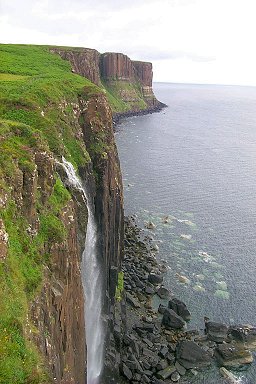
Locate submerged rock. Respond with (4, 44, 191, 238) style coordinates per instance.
(219, 367, 242, 384)
(145, 221, 156, 230)
(214, 289, 230, 300)
(175, 273, 190, 284)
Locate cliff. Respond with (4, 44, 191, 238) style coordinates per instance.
(51, 47, 164, 114)
(0, 44, 123, 384)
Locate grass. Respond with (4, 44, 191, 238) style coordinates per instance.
(102, 79, 148, 113)
(115, 271, 124, 301)
(0, 43, 102, 383)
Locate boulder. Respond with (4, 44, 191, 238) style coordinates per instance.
(168, 298, 191, 321)
(171, 371, 181, 382)
(205, 321, 228, 342)
(120, 363, 133, 380)
(148, 273, 163, 285)
(156, 365, 176, 380)
(157, 286, 171, 299)
(229, 325, 256, 347)
(176, 340, 211, 369)
(162, 309, 186, 330)
(126, 292, 141, 308)
(215, 343, 253, 368)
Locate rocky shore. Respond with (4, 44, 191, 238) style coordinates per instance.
(112, 217, 256, 384)
(112, 102, 167, 126)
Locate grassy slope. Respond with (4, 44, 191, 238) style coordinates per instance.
(0, 44, 102, 384)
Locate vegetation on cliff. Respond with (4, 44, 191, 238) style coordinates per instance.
(0, 44, 103, 384)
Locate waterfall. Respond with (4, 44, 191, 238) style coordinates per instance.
(60, 158, 104, 384)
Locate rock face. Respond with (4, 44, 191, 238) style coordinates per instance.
(54, 48, 164, 114)
(52, 47, 102, 85)
(1, 70, 123, 383)
(101, 52, 134, 80)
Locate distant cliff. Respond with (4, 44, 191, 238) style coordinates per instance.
(52, 47, 164, 115)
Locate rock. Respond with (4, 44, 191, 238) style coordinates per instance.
(126, 292, 141, 308)
(158, 304, 167, 314)
(175, 361, 186, 376)
(176, 340, 211, 369)
(159, 346, 169, 358)
(205, 321, 228, 342)
(171, 371, 180, 382)
(120, 363, 133, 380)
(219, 367, 241, 383)
(157, 286, 171, 299)
(148, 273, 163, 285)
(168, 298, 191, 321)
(175, 273, 190, 284)
(156, 360, 169, 371)
(162, 309, 186, 330)
(214, 343, 253, 368)
(156, 365, 176, 380)
(229, 325, 256, 347)
(145, 221, 156, 230)
(145, 286, 155, 295)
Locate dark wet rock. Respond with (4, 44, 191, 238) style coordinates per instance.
(166, 352, 175, 364)
(176, 340, 211, 369)
(159, 346, 169, 358)
(158, 304, 167, 314)
(175, 361, 186, 376)
(229, 325, 256, 347)
(156, 365, 176, 380)
(171, 371, 181, 382)
(214, 343, 253, 367)
(148, 273, 163, 285)
(120, 363, 133, 380)
(205, 321, 228, 343)
(135, 323, 155, 333)
(126, 292, 141, 308)
(157, 286, 171, 299)
(168, 298, 191, 322)
(145, 286, 155, 295)
(162, 309, 186, 330)
(156, 359, 168, 371)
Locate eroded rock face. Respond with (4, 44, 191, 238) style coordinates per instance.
(53, 47, 163, 112)
(52, 48, 102, 86)
(101, 52, 134, 80)
(31, 197, 87, 384)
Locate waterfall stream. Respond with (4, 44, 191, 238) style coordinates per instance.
(61, 158, 104, 384)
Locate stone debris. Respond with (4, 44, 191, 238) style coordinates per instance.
(107, 217, 256, 384)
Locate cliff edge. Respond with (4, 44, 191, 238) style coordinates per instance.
(52, 47, 164, 115)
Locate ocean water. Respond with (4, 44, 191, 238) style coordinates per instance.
(115, 83, 256, 383)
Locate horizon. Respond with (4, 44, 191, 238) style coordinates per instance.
(1, 0, 256, 86)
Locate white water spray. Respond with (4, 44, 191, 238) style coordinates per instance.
(61, 158, 104, 384)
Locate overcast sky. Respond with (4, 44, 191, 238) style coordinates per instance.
(1, 0, 256, 86)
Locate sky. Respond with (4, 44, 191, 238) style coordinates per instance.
(1, 0, 256, 86)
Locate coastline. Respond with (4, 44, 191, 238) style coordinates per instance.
(110, 216, 256, 384)
(113, 102, 167, 126)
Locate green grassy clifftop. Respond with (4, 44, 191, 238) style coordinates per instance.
(0, 44, 124, 384)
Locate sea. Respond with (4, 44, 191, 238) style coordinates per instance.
(115, 83, 256, 384)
